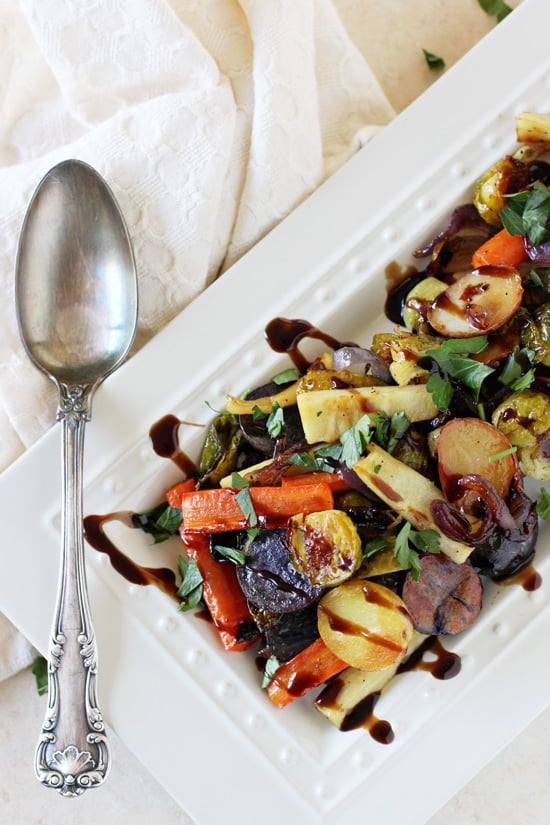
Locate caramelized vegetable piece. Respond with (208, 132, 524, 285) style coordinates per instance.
(181, 533, 258, 652)
(515, 111, 550, 144)
(427, 265, 523, 338)
(471, 229, 528, 269)
(266, 637, 347, 708)
(436, 417, 517, 501)
(317, 580, 414, 671)
(314, 631, 427, 728)
(179, 482, 334, 532)
(288, 509, 362, 587)
(473, 155, 529, 226)
(297, 384, 439, 444)
(353, 444, 474, 563)
(402, 553, 482, 635)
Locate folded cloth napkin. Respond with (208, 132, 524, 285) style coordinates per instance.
(0, 0, 395, 679)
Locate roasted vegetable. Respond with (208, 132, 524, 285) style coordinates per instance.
(317, 580, 413, 671)
(288, 509, 362, 587)
(402, 276, 447, 333)
(353, 444, 474, 563)
(492, 389, 550, 480)
(401, 553, 483, 635)
(427, 265, 523, 338)
(520, 303, 550, 366)
(197, 413, 242, 487)
(237, 529, 323, 613)
(297, 384, 439, 444)
(473, 154, 529, 226)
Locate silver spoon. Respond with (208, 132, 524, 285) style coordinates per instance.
(15, 159, 138, 796)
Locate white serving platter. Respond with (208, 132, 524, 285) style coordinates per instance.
(2, 1, 550, 823)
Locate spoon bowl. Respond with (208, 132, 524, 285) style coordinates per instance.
(15, 159, 138, 795)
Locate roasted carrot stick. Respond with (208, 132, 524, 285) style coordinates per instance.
(181, 532, 257, 652)
(266, 637, 347, 708)
(281, 470, 350, 494)
(165, 477, 196, 508)
(472, 228, 528, 268)
(179, 482, 334, 532)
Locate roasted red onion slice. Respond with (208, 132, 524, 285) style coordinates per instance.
(332, 345, 392, 383)
(431, 473, 517, 545)
(524, 235, 550, 263)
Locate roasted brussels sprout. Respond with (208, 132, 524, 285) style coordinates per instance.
(492, 389, 550, 480)
(473, 155, 529, 227)
(288, 509, 363, 587)
(520, 303, 550, 366)
(402, 276, 446, 333)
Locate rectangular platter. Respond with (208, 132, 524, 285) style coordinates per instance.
(1, 1, 549, 823)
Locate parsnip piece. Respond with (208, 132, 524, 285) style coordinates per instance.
(353, 444, 473, 563)
(226, 382, 298, 415)
(314, 631, 427, 728)
(515, 111, 550, 145)
(297, 385, 439, 444)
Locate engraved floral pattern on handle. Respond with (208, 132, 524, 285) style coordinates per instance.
(34, 382, 110, 795)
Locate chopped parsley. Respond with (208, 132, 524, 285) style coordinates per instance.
(266, 402, 286, 438)
(32, 655, 48, 696)
(477, 0, 513, 23)
(131, 503, 183, 543)
(498, 347, 536, 392)
(340, 414, 374, 467)
(261, 655, 281, 689)
(423, 335, 494, 409)
(231, 472, 258, 528)
(394, 522, 440, 581)
(423, 49, 445, 70)
(272, 367, 300, 385)
(213, 543, 246, 566)
(375, 411, 410, 454)
(176, 554, 203, 612)
(500, 181, 550, 246)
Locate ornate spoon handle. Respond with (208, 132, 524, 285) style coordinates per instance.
(35, 383, 110, 796)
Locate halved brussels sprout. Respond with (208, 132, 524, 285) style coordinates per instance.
(492, 389, 550, 481)
(521, 303, 550, 367)
(473, 155, 529, 227)
(288, 509, 362, 587)
(403, 276, 447, 333)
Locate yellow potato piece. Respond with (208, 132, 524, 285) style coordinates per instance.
(317, 579, 413, 671)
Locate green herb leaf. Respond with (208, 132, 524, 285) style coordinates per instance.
(252, 404, 267, 420)
(375, 411, 410, 454)
(393, 522, 440, 581)
(477, 0, 513, 22)
(32, 655, 48, 696)
(340, 414, 374, 467)
(213, 544, 246, 565)
(501, 182, 550, 246)
(488, 446, 517, 462)
(261, 655, 281, 689)
(176, 554, 203, 612)
(231, 473, 258, 527)
(266, 402, 286, 438)
(272, 367, 300, 385)
(425, 337, 494, 404)
(423, 49, 445, 70)
(536, 487, 550, 519)
(131, 503, 183, 543)
(362, 537, 388, 559)
(498, 347, 536, 392)
(426, 371, 453, 412)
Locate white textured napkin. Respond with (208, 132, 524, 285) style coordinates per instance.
(0, 0, 395, 678)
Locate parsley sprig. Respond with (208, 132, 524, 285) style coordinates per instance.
(394, 522, 440, 581)
(176, 554, 203, 612)
(132, 503, 183, 543)
(422, 336, 494, 411)
(500, 181, 550, 246)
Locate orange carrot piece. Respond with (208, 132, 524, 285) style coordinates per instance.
(179, 482, 334, 533)
(472, 228, 528, 269)
(281, 471, 350, 494)
(165, 478, 196, 508)
(266, 637, 347, 708)
(181, 533, 257, 652)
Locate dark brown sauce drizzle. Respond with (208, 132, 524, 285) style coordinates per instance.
(83, 512, 178, 600)
(264, 317, 344, 373)
(315, 636, 461, 742)
(498, 561, 542, 592)
(149, 413, 197, 476)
